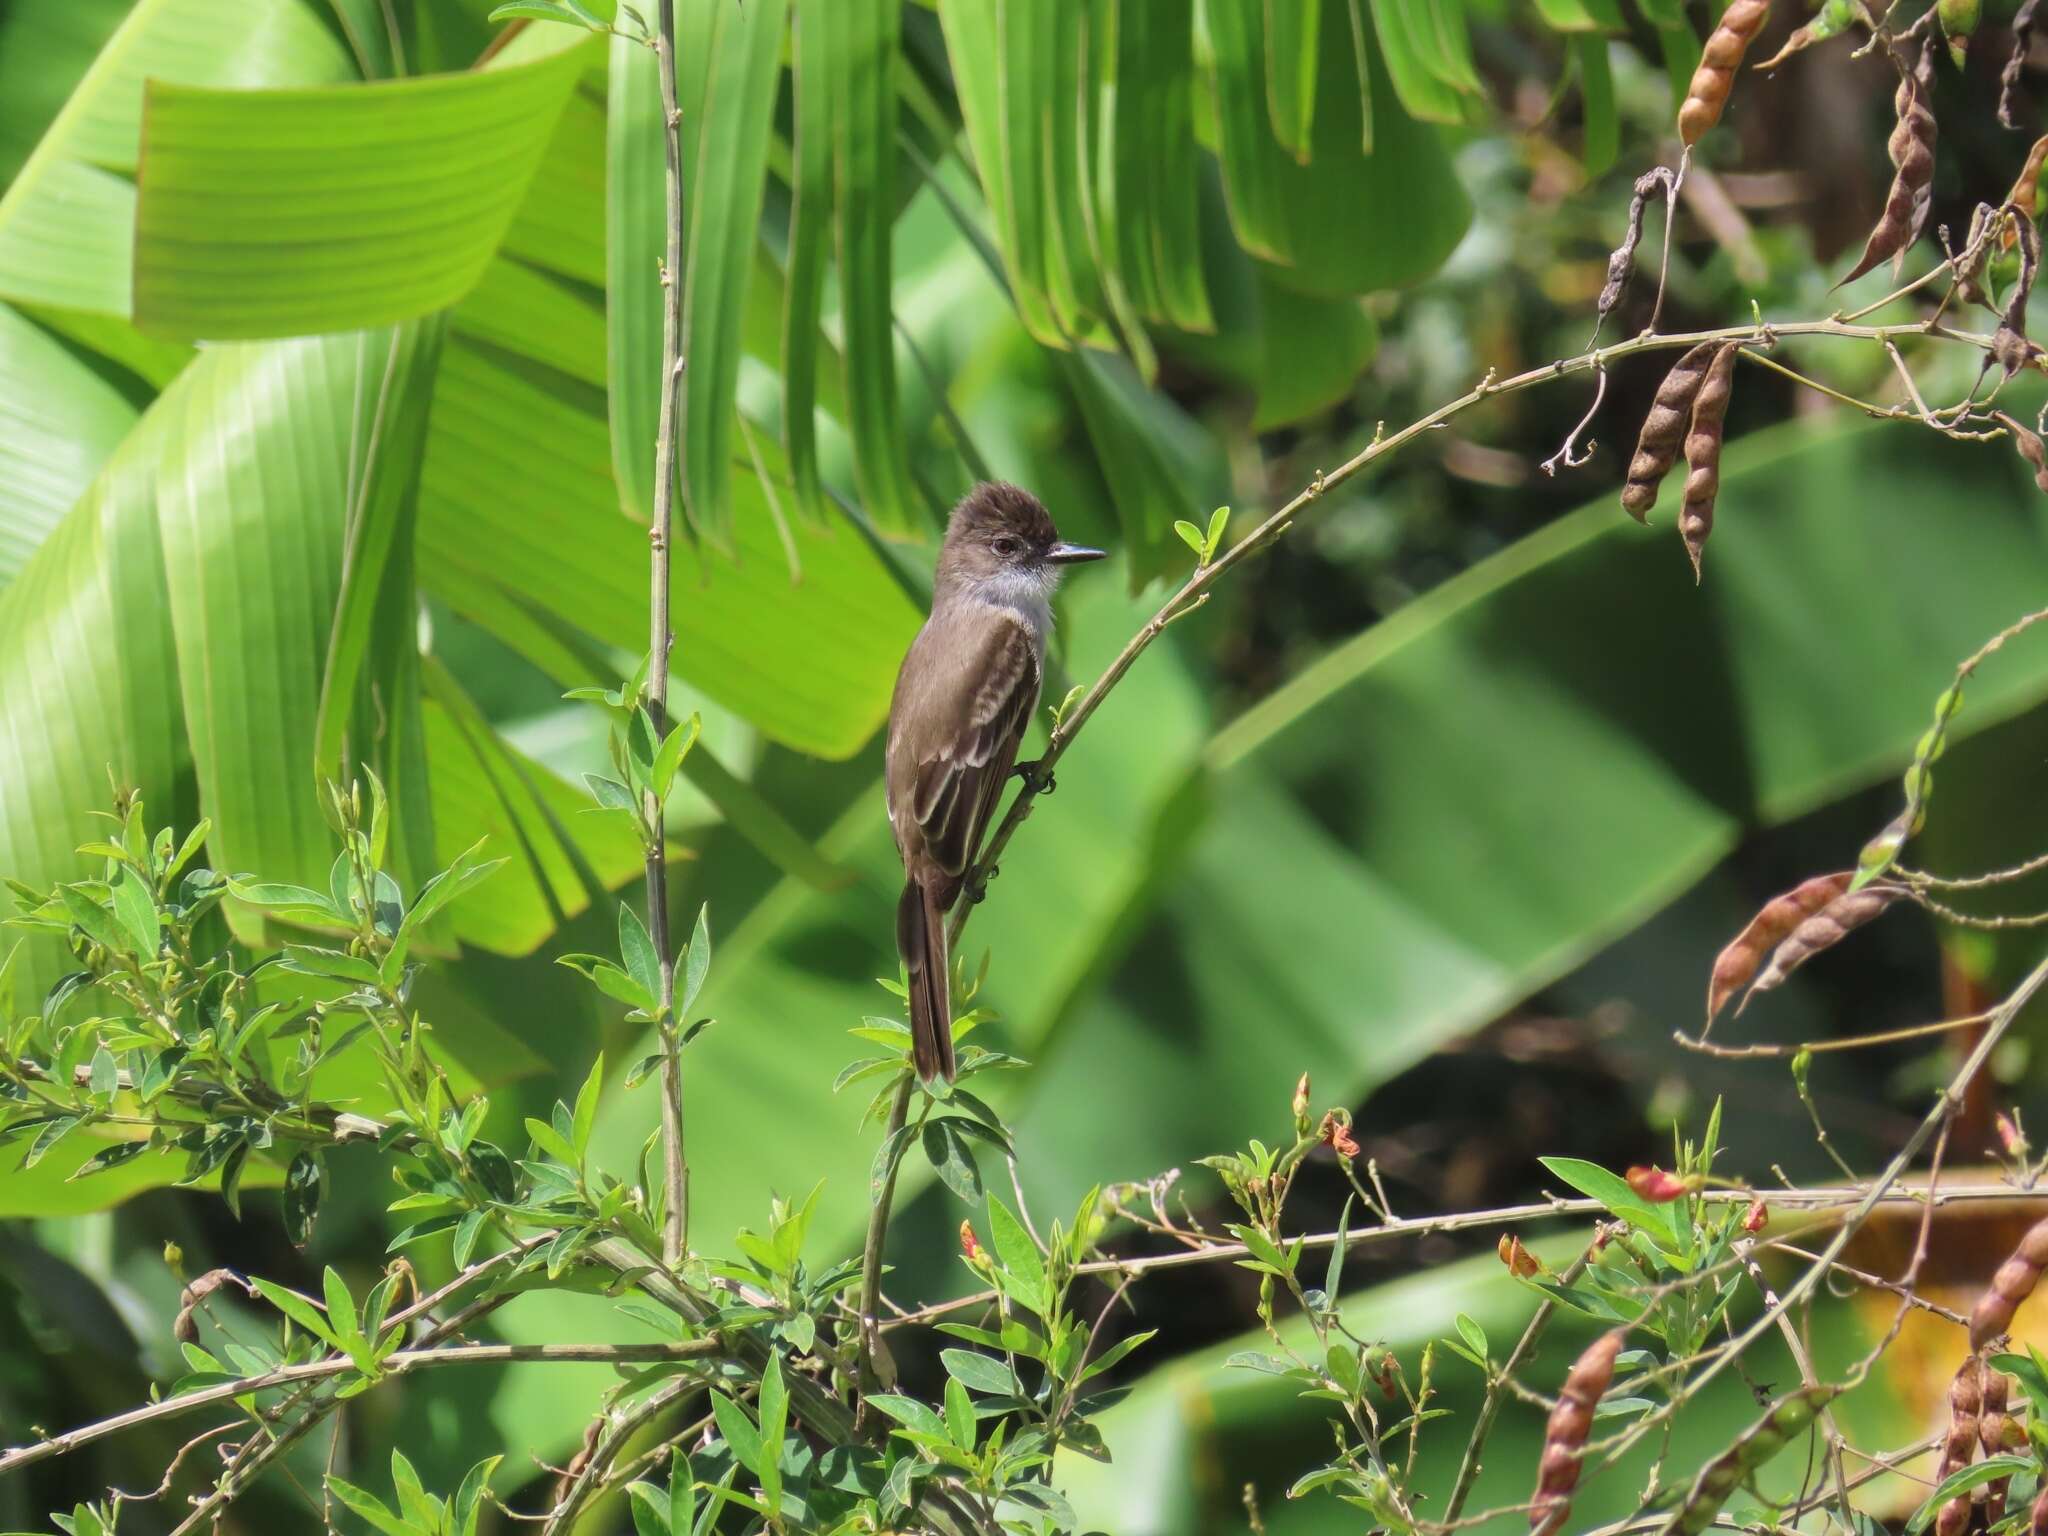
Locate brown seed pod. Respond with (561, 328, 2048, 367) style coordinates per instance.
(1934, 1356, 1986, 1536)
(173, 1267, 252, 1345)
(1982, 1367, 2017, 1527)
(1997, 412, 2048, 492)
(2004, 0, 2043, 129)
(1499, 1232, 1544, 1278)
(1679, 343, 1739, 581)
(1747, 884, 1904, 997)
(1679, 0, 1771, 144)
(2010, 136, 2048, 225)
(1706, 873, 1855, 1024)
(1531, 1329, 1625, 1535)
(2032, 1480, 2048, 1536)
(1992, 212, 2043, 379)
(1839, 46, 1938, 287)
(1622, 343, 1718, 522)
(1970, 1215, 2048, 1350)
(1595, 168, 1678, 338)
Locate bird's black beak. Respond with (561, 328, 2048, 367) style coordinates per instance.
(1046, 541, 1107, 565)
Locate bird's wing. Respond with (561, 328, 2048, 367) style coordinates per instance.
(909, 617, 1039, 879)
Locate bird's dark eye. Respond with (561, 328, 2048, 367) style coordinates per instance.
(992, 536, 1019, 557)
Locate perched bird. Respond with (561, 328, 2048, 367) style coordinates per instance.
(885, 483, 1105, 1082)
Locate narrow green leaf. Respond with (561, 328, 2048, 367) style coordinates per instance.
(133, 45, 588, 338)
(1264, 0, 1322, 160)
(251, 1278, 341, 1349)
(619, 901, 662, 1007)
(571, 1051, 605, 1160)
(785, 0, 834, 520)
(110, 865, 160, 957)
(680, 903, 712, 1016)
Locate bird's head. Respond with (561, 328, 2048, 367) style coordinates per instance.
(937, 482, 1105, 596)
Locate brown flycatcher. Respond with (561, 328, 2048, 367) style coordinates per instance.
(886, 483, 1104, 1082)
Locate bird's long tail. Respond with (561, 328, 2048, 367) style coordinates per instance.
(897, 877, 956, 1082)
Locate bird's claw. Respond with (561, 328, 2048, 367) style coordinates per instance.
(966, 865, 999, 904)
(1015, 759, 1057, 795)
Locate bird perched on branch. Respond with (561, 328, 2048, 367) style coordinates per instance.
(885, 483, 1104, 1082)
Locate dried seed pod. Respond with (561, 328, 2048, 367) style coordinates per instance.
(1706, 872, 1854, 1024)
(1839, 46, 1938, 287)
(1934, 1357, 1986, 1536)
(1663, 1384, 1838, 1536)
(173, 1267, 250, 1345)
(1747, 884, 1904, 997)
(1982, 1367, 2016, 1527)
(1997, 411, 2048, 492)
(2003, 0, 2043, 129)
(1622, 343, 1718, 522)
(1970, 1215, 2048, 1350)
(2011, 137, 2048, 225)
(1595, 168, 1678, 337)
(1679, 343, 1739, 581)
(1679, 0, 1771, 144)
(1992, 212, 2042, 378)
(1530, 1329, 1624, 1535)
(2032, 1480, 2048, 1536)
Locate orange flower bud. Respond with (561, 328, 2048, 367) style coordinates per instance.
(1742, 1197, 1768, 1234)
(1292, 1072, 1311, 1120)
(960, 1220, 984, 1266)
(1498, 1233, 1542, 1278)
(1625, 1165, 1694, 1203)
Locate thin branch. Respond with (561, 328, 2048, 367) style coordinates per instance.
(0, 1340, 724, 1479)
(949, 315, 1998, 940)
(649, 0, 689, 1266)
(857, 1075, 917, 1425)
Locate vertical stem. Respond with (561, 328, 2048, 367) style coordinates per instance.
(650, 0, 688, 1266)
(856, 1076, 915, 1424)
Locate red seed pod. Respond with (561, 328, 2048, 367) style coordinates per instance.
(1679, 344, 1740, 582)
(1622, 344, 1719, 522)
(1706, 872, 1855, 1024)
(1742, 1198, 1768, 1234)
(1679, 0, 1772, 144)
(1839, 46, 1938, 287)
(1970, 1215, 2048, 1350)
(1998, 1111, 2031, 1160)
(1747, 884, 1904, 998)
(1530, 1330, 1624, 1535)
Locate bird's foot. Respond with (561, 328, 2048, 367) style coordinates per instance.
(1014, 758, 1057, 795)
(965, 865, 999, 904)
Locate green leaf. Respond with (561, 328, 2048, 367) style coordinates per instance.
(679, 903, 712, 1016)
(1907, 1457, 2035, 1533)
(1571, 36, 1618, 177)
(940, 1348, 1023, 1396)
(489, 0, 608, 25)
(1079, 1327, 1156, 1382)
(865, 1393, 949, 1441)
(784, 0, 833, 519)
(651, 715, 699, 803)
(0, 302, 138, 593)
(709, 1390, 763, 1477)
(322, 1266, 363, 1349)
(827, 0, 920, 533)
(251, 1277, 341, 1350)
(326, 1478, 412, 1536)
(755, 1354, 786, 1513)
(945, 1374, 976, 1451)
(1264, 0, 1322, 159)
(1454, 1312, 1489, 1363)
(626, 1482, 672, 1536)
(604, 30, 662, 523)
(987, 1194, 1048, 1312)
(619, 901, 662, 1009)
(922, 1118, 984, 1204)
(67, 1137, 150, 1181)
(674, 0, 786, 543)
(1538, 1157, 1682, 1247)
(571, 1051, 605, 1160)
(131, 39, 588, 338)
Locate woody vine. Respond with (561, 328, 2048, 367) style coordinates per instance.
(13, 0, 2048, 1533)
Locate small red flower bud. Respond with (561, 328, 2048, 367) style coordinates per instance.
(1292, 1072, 1311, 1120)
(1742, 1197, 1768, 1234)
(960, 1220, 983, 1265)
(1498, 1233, 1542, 1278)
(1364, 1345, 1399, 1401)
(1625, 1165, 1694, 1203)
(1998, 1112, 2029, 1160)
